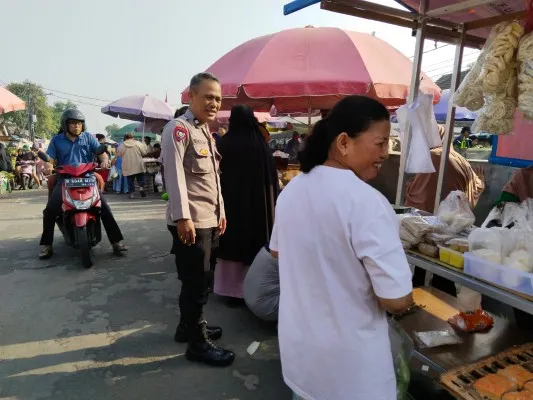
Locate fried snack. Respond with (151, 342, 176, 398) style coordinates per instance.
(518, 32, 533, 119)
(498, 365, 533, 390)
(502, 391, 533, 400)
(525, 381, 533, 392)
(471, 93, 517, 135)
(473, 374, 517, 400)
(479, 21, 524, 95)
(454, 23, 508, 111)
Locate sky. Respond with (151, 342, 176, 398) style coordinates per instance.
(1, 0, 479, 134)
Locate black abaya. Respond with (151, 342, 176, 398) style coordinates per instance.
(216, 105, 278, 266)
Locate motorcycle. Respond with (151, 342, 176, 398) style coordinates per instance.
(56, 162, 102, 268)
(19, 159, 35, 190)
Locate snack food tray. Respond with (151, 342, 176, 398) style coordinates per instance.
(441, 343, 533, 400)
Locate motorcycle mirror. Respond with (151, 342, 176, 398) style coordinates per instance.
(95, 144, 107, 155)
(37, 150, 51, 162)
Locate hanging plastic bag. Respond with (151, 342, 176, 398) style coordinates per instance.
(388, 319, 413, 400)
(411, 93, 441, 149)
(108, 166, 118, 181)
(397, 103, 435, 174)
(453, 23, 506, 110)
(154, 172, 163, 186)
(437, 191, 475, 233)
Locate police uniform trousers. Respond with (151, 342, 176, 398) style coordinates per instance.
(167, 225, 219, 334)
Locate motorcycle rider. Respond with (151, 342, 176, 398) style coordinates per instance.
(39, 109, 128, 260)
(15, 145, 40, 188)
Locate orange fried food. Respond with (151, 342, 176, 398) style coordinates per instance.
(502, 391, 533, 400)
(474, 374, 518, 400)
(524, 381, 533, 392)
(498, 365, 533, 389)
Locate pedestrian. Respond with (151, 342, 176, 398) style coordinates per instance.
(162, 72, 234, 367)
(214, 104, 278, 304)
(111, 152, 129, 194)
(144, 137, 154, 154)
(270, 96, 413, 400)
(284, 131, 301, 162)
(117, 133, 148, 199)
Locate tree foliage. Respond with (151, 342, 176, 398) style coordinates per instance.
(105, 123, 121, 135)
(3, 81, 55, 139)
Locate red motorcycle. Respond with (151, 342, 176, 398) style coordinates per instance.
(57, 162, 102, 268)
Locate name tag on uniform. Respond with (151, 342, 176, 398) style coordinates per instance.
(193, 139, 208, 145)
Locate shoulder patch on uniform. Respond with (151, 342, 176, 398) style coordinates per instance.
(173, 125, 188, 142)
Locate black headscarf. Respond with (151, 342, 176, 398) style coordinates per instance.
(216, 104, 279, 265)
(0, 143, 12, 173)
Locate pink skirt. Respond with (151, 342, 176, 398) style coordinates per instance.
(214, 259, 250, 299)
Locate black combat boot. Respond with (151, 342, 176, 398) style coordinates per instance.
(174, 318, 223, 343)
(185, 321, 235, 367)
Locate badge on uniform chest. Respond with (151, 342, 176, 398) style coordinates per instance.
(174, 126, 188, 142)
(199, 148, 209, 156)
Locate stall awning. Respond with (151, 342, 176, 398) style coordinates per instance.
(283, 0, 527, 48)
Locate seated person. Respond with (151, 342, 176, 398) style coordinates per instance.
(243, 245, 280, 322)
(39, 109, 127, 259)
(453, 127, 473, 150)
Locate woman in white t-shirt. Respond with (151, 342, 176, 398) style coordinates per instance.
(270, 96, 414, 400)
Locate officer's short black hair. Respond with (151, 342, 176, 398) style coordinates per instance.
(153, 143, 161, 149)
(461, 126, 471, 134)
(95, 133, 106, 141)
(190, 72, 220, 92)
(175, 106, 188, 118)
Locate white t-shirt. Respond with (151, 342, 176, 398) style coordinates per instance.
(270, 166, 412, 400)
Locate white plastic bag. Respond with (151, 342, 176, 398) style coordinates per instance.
(456, 286, 482, 312)
(397, 102, 435, 174)
(109, 166, 118, 181)
(154, 172, 163, 186)
(437, 191, 475, 233)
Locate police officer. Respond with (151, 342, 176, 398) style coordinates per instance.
(162, 72, 234, 367)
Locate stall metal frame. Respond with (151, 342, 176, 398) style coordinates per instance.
(283, 0, 531, 383)
(283, 0, 526, 212)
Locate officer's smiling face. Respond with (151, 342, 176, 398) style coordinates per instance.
(189, 80, 222, 124)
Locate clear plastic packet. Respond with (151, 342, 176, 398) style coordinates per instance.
(446, 238, 469, 253)
(398, 214, 433, 246)
(456, 286, 482, 312)
(413, 329, 463, 348)
(437, 191, 476, 233)
(388, 319, 413, 400)
(425, 231, 457, 246)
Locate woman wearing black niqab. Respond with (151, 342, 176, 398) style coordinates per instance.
(214, 104, 279, 302)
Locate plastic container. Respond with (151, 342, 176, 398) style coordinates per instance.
(464, 252, 533, 296)
(438, 246, 464, 269)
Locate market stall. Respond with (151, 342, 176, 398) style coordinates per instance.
(284, 0, 533, 398)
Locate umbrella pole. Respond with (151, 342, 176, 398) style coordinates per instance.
(307, 98, 311, 135)
(142, 117, 145, 142)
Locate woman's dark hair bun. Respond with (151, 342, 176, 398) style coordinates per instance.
(298, 96, 389, 173)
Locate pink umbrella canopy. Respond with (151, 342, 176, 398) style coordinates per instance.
(101, 95, 173, 121)
(0, 87, 26, 114)
(181, 26, 441, 112)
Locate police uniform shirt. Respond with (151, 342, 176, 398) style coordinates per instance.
(161, 109, 224, 229)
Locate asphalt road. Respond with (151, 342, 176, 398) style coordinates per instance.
(0, 189, 289, 400)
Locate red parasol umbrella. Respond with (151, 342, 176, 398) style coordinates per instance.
(0, 87, 26, 114)
(181, 26, 441, 112)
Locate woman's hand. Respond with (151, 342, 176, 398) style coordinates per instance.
(378, 293, 414, 315)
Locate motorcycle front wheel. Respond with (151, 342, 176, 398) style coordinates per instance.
(75, 226, 93, 269)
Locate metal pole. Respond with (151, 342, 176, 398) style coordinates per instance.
(433, 26, 465, 213)
(394, 0, 428, 206)
(307, 98, 312, 135)
(27, 96, 34, 142)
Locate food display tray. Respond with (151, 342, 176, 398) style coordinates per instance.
(441, 343, 533, 400)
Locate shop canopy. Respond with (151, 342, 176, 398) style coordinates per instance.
(283, 0, 526, 48)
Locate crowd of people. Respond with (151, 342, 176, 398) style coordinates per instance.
(3, 68, 531, 400)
